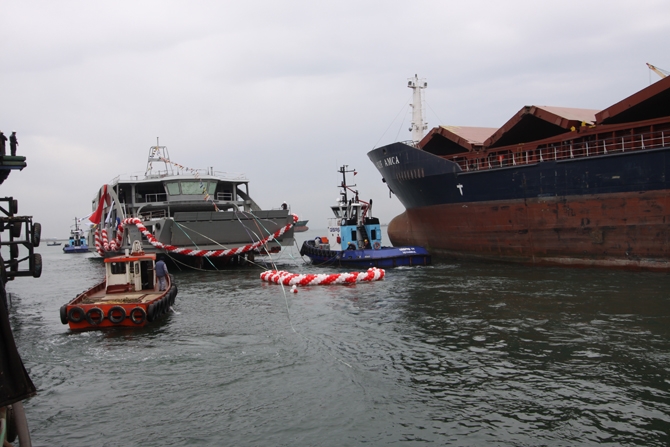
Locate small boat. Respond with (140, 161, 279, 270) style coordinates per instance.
(299, 165, 430, 268)
(47, 240, 61, 246)
(294, 219, 309, 232)
(63, 218, 88, 254)
(60, 242, 177, 330)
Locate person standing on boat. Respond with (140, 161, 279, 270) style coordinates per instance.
(155, 256, 169, 291)
(0, 131, 6, 155)
(9, 131, 18, 156)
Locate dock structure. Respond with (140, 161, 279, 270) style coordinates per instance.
(0, 151, 41, 446)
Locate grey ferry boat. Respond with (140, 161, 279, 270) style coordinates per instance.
(87, 143, 295, 267)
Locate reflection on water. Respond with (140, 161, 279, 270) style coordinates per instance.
(6, 234, 670, 446)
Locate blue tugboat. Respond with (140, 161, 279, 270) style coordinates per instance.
(300, 165, 430, 268)
(63, 218, 89, 254)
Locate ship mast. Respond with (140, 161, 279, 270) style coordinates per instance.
(338, 164, 357, 205)
(145, 137, 173, 177)
(408, 74, 428, 144)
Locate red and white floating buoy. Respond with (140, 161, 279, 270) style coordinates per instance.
(260, 267, 385, 286)
(291, 285, 298, 293)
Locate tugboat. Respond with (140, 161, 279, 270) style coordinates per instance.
(60, 241, 177, 330)
(299, 165, 430, 268)
(63, 218, 88, 254)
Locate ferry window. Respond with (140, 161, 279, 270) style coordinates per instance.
(166, 183, 180, 195)
(207, 182, 216, 194)
(181, 181, 205, 195)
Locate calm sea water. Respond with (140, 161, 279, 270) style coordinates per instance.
(6, 229, 670, 446)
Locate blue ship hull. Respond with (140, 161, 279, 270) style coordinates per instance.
(63, 246, 89, 254)
(300, 241, 430, 268)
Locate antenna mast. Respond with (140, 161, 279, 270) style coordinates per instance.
(408, 74, 428, 144)
(145, 137, 173, 176)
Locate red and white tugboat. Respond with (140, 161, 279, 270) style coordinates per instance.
(60, 242, 177, 330)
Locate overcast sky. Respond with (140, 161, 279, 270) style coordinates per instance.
(1, 0, 669, 239)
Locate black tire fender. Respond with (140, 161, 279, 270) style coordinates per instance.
(85, 307, 104, 326)
(60, 304, 68, 324)
(147, 303, 156, 322)
(67, 306, 85, 323)
(129, 307, 146, 325)
(108, 306, 126, 324)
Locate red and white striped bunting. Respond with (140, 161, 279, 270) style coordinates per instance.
(96, 214, 298, 257)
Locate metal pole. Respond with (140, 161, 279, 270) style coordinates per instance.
(12, 402, 32, 447)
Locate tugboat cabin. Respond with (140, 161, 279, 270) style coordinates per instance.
(105, 251, 156, 293)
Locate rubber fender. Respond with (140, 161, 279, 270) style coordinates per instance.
(60, 304, 68, 324)
(85, 307, 104, 325)
(67, 306, 85, 323)
(108, 306, 126, 324)
(129, 307, 146, 325)
(147, 303, 156, 322)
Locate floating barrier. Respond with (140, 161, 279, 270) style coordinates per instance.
(260, 267, 385, 286)
(96, 215, 298, 257)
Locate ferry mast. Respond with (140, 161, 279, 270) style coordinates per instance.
(408, 74, 428, 143)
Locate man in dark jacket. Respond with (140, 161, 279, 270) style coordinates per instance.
(9, 131, 18, 156)
(155, 257, 169, 291)
(0, 131, 6, 155)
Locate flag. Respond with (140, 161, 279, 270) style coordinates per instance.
(89, 185, 109, 225)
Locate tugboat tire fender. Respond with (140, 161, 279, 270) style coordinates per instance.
(85, 307, 104, 326)
(158, 297, 166, 315)
(147, 303, 156, 322)
(60, 304, 69, 324)
(129, 307, 146, 325)
(67, 306, 85, 323)
(108, 306, 126, 324)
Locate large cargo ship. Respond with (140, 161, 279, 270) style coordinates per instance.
(368, 74, 670, 270)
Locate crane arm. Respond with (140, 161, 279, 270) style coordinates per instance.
(647, 62, 669, 79)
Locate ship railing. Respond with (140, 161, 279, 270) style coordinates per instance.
(450, 129, 669, 172)
(139, 209, 167, 220)
(112, 170, 250, 183)
(144, 192, 168, 203)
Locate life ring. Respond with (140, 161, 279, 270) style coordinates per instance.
(129, 307, 146, 325)
(67, 306, 85, 323)
(373, 241, 381, 250)
(108, 306, 126, 324)
(60, 305, 69, 324)
(85, 307, 105, 326)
